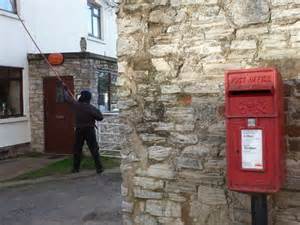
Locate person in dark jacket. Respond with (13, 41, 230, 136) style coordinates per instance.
(63, 87, 104, 174)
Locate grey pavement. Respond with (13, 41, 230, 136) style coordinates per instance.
(0, 173, 122, 225)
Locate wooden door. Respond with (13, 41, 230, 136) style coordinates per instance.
(43, 76, 75, 154)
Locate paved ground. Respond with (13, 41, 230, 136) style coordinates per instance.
(0, 156, 65, 182)
(0, 173, 122, 225)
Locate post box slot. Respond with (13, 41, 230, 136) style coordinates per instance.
(226, 85, 275, 117)
(229, 89, 273, 96)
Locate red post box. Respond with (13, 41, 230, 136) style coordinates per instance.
(225, 68, 285, 193)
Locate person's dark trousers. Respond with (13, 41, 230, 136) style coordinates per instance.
(73, 127, 103, 173)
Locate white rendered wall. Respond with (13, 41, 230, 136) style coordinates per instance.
(0, 10, 31, 148)
(21, 0, 117, 57)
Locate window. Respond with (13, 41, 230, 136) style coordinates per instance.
(0, 0, 16, 13)
(97, 70, 118, 112)
(88, 2, 102, 39)
(56, 81, 65, 103)
(0, 67, 23, 118)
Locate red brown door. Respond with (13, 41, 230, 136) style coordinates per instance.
(43, 76, 75, 154)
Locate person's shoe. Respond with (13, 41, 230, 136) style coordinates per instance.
(96, 168, 104, 174)
(71, 168, 80, 173)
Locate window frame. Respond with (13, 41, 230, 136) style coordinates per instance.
(0, 66, 23, 119)
(97, 69, 118, 113)
(0, 0, 17, 14)
(88, 2, 103, 40)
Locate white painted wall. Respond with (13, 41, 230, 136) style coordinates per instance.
(21, 0, 117, 57)
(0, 10, 31, 148)
(0, 0, 117, 149)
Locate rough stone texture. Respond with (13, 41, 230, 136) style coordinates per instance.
(117, 1, 300, 225)
(0, 143, 30, 160)
(28, 53, 117, 153)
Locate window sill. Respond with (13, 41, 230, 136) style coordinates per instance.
(0, 116, 28, 124)
(0, 9, 19, 20)
(102, 112, 119, 116)
(87, 36, 106, 45)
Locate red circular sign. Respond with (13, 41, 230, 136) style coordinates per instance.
(48, 53, 64, 65)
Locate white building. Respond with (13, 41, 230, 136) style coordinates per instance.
(0, 0, 117, 157)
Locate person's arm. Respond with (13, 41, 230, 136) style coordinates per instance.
(61, 83, 78, 106)
(61, 83, 81, 112)
(63, 89, 77, 105)
(91, 106, 104, 121)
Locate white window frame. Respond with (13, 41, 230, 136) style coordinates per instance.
(88, 1, 104, 40)
(0, 66, 24, 119)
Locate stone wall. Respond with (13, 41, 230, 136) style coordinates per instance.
(96, 113, 123, 157)
(28, 52, 117, 152)
(0, 143, 30, 160)
(117, 1, 300, 224)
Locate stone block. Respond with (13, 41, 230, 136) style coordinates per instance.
(272, 0, 300, 6)
(231, 40, 257, 50)
(121, 184, 129, 197)
(118, 36, 139, 57)
(122, 201, 134, 213)
(149, 44, 179, 57)
(161, 84, 181, 94)
(148, 146, 172, 161)
(275, 191, 300, 208)
(118, 17, 147, 35)
(178, 171, 225, 186)
(123, 215, 133, 225)
(146, 200, 165, 217)
(135, 214, 158, 225)
(176, 157, 203, 170)
(153, 0, 168, 6)
(175, 123, 195, 132)
(133, 177, 164, 190)
(165, 107, 195, 123)
(190, 199, 230, 225)
(146, 200, 182, 218)
(154, 122, 175, 132)
(171, 0, 218, 7)
(152, 58, 172, 72)
(204, 160, 226, 173)
(134, 188, 164, 199)
(272, 8, 300, 24)
(169, 133, 198, 145)
(164, 201, 181, 218)
(166, 181, 197, 193)
(149, 9, 176, 25)
(288, 138, 300, 152)
(224, 0, 270, 28)
(139, 134, 166, 144)
(183, 83, 220, 94)
(185, 41, 222, 56)
(167, 193, 187, 202)
(182, 144, 210, 159)
(147, 163, 175, 179)
(198, 185, 227, 205)
(236, 26, 269, 39)
(261, 34, 288, 50)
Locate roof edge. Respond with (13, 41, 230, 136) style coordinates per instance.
(27, 52, 117, 63)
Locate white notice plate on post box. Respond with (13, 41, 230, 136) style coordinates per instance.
(241, 129, 263, 170)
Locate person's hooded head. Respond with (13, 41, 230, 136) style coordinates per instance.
(78, 90, 92, 103)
